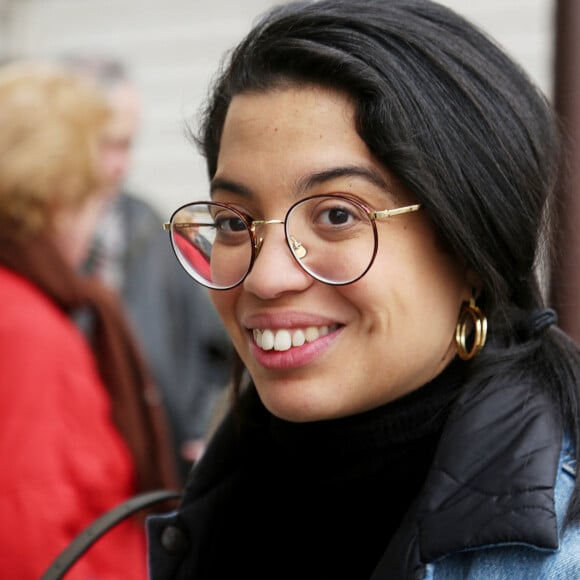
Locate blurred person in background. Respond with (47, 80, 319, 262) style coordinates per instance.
(61, 56, 232, 479)
(0, 61, 178, 579)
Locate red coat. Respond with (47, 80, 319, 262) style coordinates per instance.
(0, 266, 147, 579)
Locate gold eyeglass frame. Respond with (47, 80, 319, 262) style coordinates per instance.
(163, 194, 423, 290)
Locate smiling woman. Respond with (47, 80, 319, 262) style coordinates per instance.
(202, 87, 470, 422)
(149, 1, 580, 579)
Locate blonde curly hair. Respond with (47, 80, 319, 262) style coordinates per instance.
(0, 62, 110, 237)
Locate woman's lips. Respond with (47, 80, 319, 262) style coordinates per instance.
(247, 324, 343, 370)
(252, 324, 338, 351)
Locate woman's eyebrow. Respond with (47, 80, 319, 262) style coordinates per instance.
(210, 178, 252, 198)
(296, 165, 391, 194)
(210, 165, 393, 199)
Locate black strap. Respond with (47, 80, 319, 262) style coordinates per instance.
(40, 489, 182, 580)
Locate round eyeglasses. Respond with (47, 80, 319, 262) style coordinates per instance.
(163, 194, 422, 290)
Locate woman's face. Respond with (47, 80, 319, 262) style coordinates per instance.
(210, 86, 473, 422)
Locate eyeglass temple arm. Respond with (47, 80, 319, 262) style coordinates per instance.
(370, 203, 422, 220)
(163, 222, 216, 231)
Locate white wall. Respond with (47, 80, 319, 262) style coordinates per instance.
(0, 0, 555, 218)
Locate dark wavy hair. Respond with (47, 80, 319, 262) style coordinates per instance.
(194, 0, 580, 520)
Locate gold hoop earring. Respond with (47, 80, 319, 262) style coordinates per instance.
(455, 296, 488, 360)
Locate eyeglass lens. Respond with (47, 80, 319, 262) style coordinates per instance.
(169, 196, 377, 289)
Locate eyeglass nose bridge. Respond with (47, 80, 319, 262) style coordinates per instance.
(250, 218, 285, 255)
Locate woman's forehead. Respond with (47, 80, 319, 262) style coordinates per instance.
(215, 87, 410, 207)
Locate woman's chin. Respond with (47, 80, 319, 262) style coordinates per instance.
(256, 386, 346, 423)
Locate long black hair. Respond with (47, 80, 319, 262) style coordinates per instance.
(195, 0, 580, 520)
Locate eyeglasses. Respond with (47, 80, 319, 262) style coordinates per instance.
(163, 194, 422, 290)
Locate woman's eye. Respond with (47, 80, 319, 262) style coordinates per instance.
(317, 205, 356, 226)
(320, 207, 352, 226)
(215, 215, 247, 232)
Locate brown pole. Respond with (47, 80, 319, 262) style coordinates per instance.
(550, 0, 580, 343)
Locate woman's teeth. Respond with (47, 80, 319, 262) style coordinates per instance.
(252, 325, 335, 351)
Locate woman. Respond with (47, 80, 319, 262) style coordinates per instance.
(149, 1, 580, 578)
(0, 63, 178, 579)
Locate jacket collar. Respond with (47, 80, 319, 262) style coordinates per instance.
(371, 377, 563, 578)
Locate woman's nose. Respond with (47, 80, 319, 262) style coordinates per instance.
(242, 224, 313, 299)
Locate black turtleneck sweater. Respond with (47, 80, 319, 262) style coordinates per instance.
(218, 359, 467, 580)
